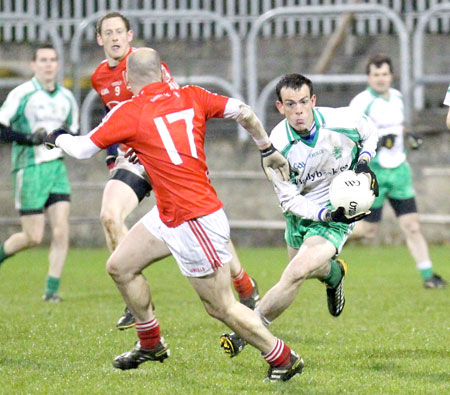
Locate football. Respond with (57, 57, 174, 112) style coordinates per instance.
(329, 170, 375, 217)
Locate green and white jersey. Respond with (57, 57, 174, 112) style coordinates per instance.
(0, 77, 79, 171)
(269, 106, 378, 221)
(444, 84, 450, 106)
(349, 87, 404, 169)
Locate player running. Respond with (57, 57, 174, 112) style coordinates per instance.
(349, 55, 447, 289)
(220, 73, 378, 360)
(92, 12, 259, 329)
(44, 48, 302, 382)
(0, 44, 79, 301)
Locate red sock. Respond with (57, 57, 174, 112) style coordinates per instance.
(263, 339, 292, 367)
(232, 268, 253, 299)
(136, 318, 161, 350)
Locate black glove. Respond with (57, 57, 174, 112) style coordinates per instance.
(354, 160, 379, 197)
(406, 132, 423, 150)
(324, 207, 369, 224)
(1, 124, 46, 146)
(378, 134, 396, 149)
(44, 128, 69, 149)
(260, 143, 290, 182)
(30, 128, 47, 145)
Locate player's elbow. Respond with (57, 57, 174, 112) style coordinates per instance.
(446, 112, 450, 130)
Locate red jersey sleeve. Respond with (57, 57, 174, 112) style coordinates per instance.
(185, 86, 229, 120)
(89, 101, 139, 149)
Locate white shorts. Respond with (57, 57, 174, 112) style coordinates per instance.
(140, 207, 232, 277)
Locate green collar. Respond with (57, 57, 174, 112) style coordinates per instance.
(367, 86, 390, 101)
(32, 77, 60, 97)
(284, 109, 321, 148)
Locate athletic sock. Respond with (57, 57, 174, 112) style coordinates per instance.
(44, 275, 60, 297)
(0, 244, 12, 265)
(232, 268, 254, 299)
(136, 318, 161, 350)
(321, 259, 342, 288)
(417, 261, 433, 280)
(263, 338, 291, 367)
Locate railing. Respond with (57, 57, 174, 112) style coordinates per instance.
(1, 0, 450, 42)
(413, 3, 450, 111)
(246, 4, 411, 125)
(80, 76, 248, 141)
(0, 14, 65, 85)
(70, 10, 242, 104)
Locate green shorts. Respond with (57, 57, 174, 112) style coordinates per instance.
(370, 161, 415, 209)
(284, 213, 353, 255)
(13, 159, 71, 212)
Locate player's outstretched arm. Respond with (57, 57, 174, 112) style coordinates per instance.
(0, 123, 46, 146)
(231, 101, 289, 181)
(44, 129, 101, 159)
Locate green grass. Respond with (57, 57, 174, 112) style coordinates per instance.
(0, 245, 449, 394)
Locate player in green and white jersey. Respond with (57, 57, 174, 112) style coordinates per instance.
(349, 54, 446, 289)
(220, 73, 379, 359)
(0, 44, 79, 301)
(444, 83, 450, 130)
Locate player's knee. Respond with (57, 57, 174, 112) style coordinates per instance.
(106, 256, 123, 280)
(26, 233, 43, 248)
(364, 226, 378, 239)
(51, 223, 69, 243)
(401, 219, 421, 236)
(201, 299, 229, 321)
(100, 206, 121, 228)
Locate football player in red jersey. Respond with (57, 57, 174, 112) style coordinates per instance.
(92, 13, 260, 330)
(45, 48, 302, 382)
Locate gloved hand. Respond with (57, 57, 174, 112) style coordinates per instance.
(124, 147, 140, 165)
(44, 128, 68, 149)
(354, 160, 379, 197)
(30, 128, 47, 145)
(324, 206, 370, 224)
(406, 132, 423, 150)
(260, 143, 290, 182)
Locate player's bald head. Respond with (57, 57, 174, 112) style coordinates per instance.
(126, 48, 162, 92)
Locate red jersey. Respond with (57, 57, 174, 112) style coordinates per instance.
(90, 82, 230, 227)
(91, 48, 176, 110)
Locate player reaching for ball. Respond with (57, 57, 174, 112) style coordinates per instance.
(220, 73, 379, 359)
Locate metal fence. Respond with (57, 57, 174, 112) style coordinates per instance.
(1, 0, 449, 42)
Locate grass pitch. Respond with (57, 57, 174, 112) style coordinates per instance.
(0, 245, 449, 394)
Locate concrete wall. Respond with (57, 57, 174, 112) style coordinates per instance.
(1, 34, 449, 247)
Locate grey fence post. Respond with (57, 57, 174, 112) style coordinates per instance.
(0, 15, 65, 85)
(413, 3, 450, 111)
(246, 5, 411, 125)
(70, 10, 242, 105)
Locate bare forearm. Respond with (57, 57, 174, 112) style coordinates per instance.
(235, 104, 270, 149)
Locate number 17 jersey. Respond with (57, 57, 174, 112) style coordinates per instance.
(89, 82, 231, 227)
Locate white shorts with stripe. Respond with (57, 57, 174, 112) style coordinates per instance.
(140, 206, 232, 277)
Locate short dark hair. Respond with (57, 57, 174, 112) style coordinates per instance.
(96, 12, 130, 34)
(32, 43, 57, 61)
(366, 54, 393, 75)
(275, 74, 314, 102)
